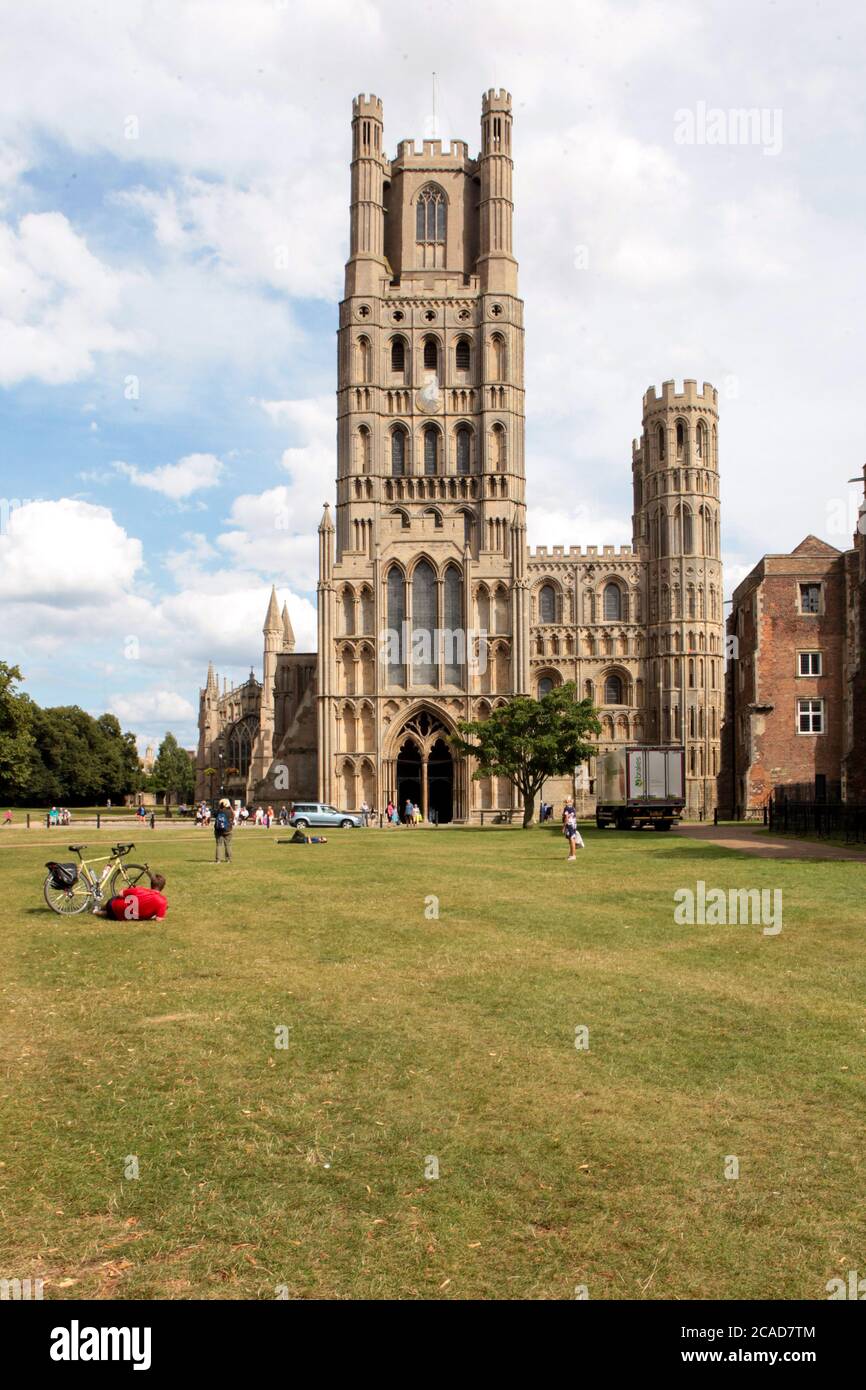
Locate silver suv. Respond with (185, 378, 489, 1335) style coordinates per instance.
(289, 802, 363, 830)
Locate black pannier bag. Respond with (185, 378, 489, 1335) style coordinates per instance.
(45, 862, 78, 889)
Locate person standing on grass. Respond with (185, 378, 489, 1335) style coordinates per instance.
(214, 798, 234, 862)
(562, 798, 579, 862)
(3, 809, 12, 826)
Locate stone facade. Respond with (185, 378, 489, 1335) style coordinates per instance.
(196, 90, 724, 820)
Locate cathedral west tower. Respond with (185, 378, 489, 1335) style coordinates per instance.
(319, 90, 529, 821)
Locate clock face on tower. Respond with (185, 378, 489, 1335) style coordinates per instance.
(416, 372, 441, 414)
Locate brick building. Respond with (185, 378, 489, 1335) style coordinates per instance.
(723, 536, 848, 816)
(843, 467, 866, 801)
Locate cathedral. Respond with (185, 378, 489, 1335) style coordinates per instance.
(196, 90, 724, 822)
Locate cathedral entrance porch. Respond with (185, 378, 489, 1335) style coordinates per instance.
(385, 708, 461, 823)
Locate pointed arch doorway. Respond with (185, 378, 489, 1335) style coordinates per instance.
(387, 708, 459, 823)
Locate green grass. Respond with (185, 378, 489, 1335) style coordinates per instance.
(1, 823, 863, 1300)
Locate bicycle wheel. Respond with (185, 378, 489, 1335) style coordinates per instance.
(108, 862, 152, 897)
(43, 874, 93, 916)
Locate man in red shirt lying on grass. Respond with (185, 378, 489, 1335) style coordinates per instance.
(97, 873, 168, 921)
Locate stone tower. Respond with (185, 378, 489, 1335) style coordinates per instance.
(317, 90, 528, 821)
(632, 380, 723, 814)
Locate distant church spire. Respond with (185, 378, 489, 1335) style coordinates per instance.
(281, 601, 295, 653)
(206, 661, 218, 695)
(263, 585, 282, 634)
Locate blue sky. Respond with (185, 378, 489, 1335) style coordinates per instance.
(1, 0, 865, 752)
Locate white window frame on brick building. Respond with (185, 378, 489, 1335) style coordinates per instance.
(797, 651, 822, 677)
(797, 698, 824, 734)
(799, 582, 822, 614)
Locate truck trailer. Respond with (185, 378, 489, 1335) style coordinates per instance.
(595, 746, 686, 831)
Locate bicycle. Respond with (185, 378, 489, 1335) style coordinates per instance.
(43, 843, 153, 916)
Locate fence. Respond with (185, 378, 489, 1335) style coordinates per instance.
(769, 797, 866, 844)
(772, 780, 842, 804)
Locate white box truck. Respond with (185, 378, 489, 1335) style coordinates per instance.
(595, 746, 686, 831)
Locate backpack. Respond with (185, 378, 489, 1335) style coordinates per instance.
(215, 810, 231, 835)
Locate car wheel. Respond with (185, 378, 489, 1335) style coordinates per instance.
(295, 819, 309, 829)
(340, 819, 354, 829)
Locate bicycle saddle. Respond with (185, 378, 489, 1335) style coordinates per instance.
(68, 844, 86, 852)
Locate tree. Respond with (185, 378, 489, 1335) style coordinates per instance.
(449, 682, 601, 828)
(0, 662, 35, 800)
(151, 733, 194, 805)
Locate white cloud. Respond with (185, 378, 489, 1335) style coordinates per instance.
(114, 452, 225, 501)
(0, 212, 139, 385)
(0, 497, 316, 748)
(108, 688, 197, 725)
(0, 499, 143, 602)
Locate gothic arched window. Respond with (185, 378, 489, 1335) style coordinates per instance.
(696, 420, 707, 459)
(443, 564, 464, 685)
(456, 426, 471, 475)
(423, 338, 439, 373)
(604, 674, 624, 705)
(455, 337, 471, 372)
(391, 337, 405, 373)
(603, 583, 622, 621)
(491, 422, 506, 471)
(386, 567, 405, 685)
(412, 560, 437, 685)
(538, 677, 554, 698)
(416, 184, 446, 243)
(423, 425, 439, 475)
(539, 584, 556, 624)
(682, 505, 694, 553)
(391, 428, 406, 477)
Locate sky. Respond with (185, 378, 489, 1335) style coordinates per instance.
(1, 0, 865, 753)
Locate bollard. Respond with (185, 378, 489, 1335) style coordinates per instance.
(46, 813, 50, 829)
(97, 812, 101, 829)
(713, 807, 718, 826)
(26, 813, 30, 830)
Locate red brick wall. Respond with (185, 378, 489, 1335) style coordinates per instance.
(724, 549, 846, 813)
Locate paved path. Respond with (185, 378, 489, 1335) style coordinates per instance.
(678, 823, 865, 862)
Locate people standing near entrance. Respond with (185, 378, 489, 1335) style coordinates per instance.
(414, 802, 423, 826)
(390, 804, 401, 827)
(360, 799, 370, 827)
(214, 798, 234, 862)
(404, 799, 414, 826)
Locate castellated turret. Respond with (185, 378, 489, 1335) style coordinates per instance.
(632, 380, 723, 811)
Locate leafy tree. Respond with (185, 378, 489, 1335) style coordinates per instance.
(0, 662, 35, 800)
(450, 682, 601, 828)
(0, 668, 144, 805)
(151, 732, 194, 805)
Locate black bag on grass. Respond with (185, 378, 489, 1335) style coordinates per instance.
(45, 861, 78, 889)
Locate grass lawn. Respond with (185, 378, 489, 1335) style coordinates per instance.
(1, 823, 863, 1301)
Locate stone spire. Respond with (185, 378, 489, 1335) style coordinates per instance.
(206, 661, 218, 695)
(263, 584, 282, 634)
(281, 601, 295, 653)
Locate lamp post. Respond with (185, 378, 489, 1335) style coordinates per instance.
(218, 751, 224, 801)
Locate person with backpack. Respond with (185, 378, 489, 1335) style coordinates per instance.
(214, 798, 234, 863)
